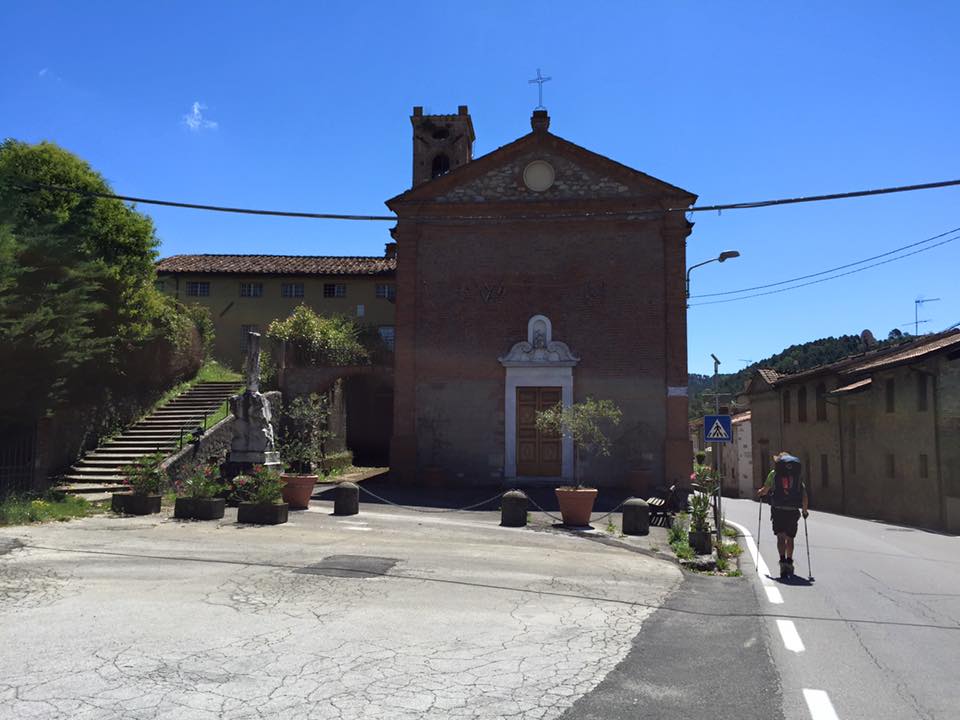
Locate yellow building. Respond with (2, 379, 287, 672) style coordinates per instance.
(155, 253, 397, 369)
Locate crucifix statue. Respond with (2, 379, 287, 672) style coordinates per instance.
(528, 68, 552, 110)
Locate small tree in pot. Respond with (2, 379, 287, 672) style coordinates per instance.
(113, 452, 166, 515)
(688, 463, 716, 555)
(536, 398, 622, 526)
(277, 393, 332, 509)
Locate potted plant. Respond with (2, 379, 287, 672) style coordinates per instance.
(174, 463, 226, 520)
(113, 452, 165, 515)
(236, 465, 289, 525)
(688, 464, 716, 555)
(535, 398, 622, 526)
(277, 394, 331, 509)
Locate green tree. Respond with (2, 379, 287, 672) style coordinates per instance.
(535, 398, 622, 486)
(0, 140, 201, 423)
(267, 304, 368, 366)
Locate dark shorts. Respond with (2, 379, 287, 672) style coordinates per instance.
(771, 507, 800, 538)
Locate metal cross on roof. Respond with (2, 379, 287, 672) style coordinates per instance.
(528, 68, 552, 110)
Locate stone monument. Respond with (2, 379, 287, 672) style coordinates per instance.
(226, 332, 282, 473)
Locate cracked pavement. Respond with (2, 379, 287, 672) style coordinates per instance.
(0, 502, 680, 719)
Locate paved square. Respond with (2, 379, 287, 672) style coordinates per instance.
(0, 503, 679, 719)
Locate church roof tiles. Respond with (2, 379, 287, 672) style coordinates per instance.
(156, 254, 396, 276)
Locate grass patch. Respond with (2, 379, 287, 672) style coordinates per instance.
(0, 493, 92, 526)
(722, 525, 738, 538)
(196, 360, 242, 383)
(720, 541, 743, 557)
(668, 512, 695, 559)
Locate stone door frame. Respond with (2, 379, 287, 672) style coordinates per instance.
(499, 315, 579, 481)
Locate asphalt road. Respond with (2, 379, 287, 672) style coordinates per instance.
(725, 498, 960, 720)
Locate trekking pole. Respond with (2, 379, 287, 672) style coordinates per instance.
(756, 495, 763, 556)
(803, 513, 813, 581)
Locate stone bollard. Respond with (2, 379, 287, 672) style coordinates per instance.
(622, 498, 650, 536)
(501, 490, 528, 527)
(334, 482, 359, 516)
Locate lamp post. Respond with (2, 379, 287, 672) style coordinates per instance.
(686, 250, 741, 299)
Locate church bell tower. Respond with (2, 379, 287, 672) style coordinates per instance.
(411, 105, 475, 187)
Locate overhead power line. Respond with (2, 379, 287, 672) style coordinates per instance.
(689, 226, 960, 298)
(10, 177, 960, 222)
(688, 232, 960, 307)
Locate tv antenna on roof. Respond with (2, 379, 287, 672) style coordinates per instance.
(915, 297, 941, 335)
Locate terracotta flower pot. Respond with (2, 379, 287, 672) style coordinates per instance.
(280, 474, 318, 510)
(555, 487, 598, 527)
(111, 493, 161, 516)
(237, 502, 289, 525)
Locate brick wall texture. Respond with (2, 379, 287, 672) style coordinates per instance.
(388, 123, 695, 488)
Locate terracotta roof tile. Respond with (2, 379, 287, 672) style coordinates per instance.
(757, 368, 781, 384)
(156, 254, 396, 276)
(843, 330, 960, 374)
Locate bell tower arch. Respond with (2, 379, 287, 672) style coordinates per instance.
(411, 105, 475, 186)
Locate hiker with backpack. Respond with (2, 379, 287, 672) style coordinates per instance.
(757, 452, 809, 578)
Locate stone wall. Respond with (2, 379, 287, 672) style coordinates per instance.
(163, 416, 235, 487)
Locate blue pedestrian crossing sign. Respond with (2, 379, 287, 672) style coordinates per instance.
(704, 415, 733, 444)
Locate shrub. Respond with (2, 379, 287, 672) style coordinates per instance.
(176, 463, 223, 499)
(267, 305, 368, 366)
(122, 453, 167, 495)
(278, 394, 333, 474)
(230, 465, 284, 505)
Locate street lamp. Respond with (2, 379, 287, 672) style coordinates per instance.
(686, 250, 741, 298)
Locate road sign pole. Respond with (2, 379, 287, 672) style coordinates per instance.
(712, 355, 722, 544)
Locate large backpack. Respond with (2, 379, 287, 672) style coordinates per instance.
(771, 455, 803, 508)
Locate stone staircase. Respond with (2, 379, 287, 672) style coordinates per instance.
(59, 381, 241, 498)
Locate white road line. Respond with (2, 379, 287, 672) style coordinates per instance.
(726, 519, 777, 588)
(803, 689, 840, 720)
(765, 585, 784, 604)
(776, 619, 806, 653)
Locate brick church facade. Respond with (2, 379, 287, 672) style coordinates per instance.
(388, 106, 697, 488)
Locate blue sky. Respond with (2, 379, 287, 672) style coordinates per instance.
(2, 1, 958, 375)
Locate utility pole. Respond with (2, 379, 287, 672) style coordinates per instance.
(711, 354, 722, 543)
(916, 297, 941, 335)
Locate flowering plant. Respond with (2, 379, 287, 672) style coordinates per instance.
(228, 465, 285, 505)
(176, 463, 223, 499)
(123, 453, 166, 496)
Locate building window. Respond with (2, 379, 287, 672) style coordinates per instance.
(816, 382, 827, 421)
(885, 379, 895, 413)
(917, 374, 928, 412)
(820, 454, 829, 488)
(783, 391, 791, 424)
(324, 283, 346, 298)
(378, 326, 395, 351)
(155, 279, 165, 292)
(376, 283, 396, 301)
(186, 281, 210, 297)
(798, 386, 808, 423)
(239, 282, 263, 298)
(281, 283, 304, 298)
(240, 324, 260, 356)
(886, 453, 895, 479)
(356, 304, 365, 318)
(919, 454, 929, 479)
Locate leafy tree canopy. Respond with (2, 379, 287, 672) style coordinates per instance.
(0, 140, 202, 423)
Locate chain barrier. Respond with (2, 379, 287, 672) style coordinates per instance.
(522, 493, 566, 524)
(587, 499, 630, 523)
(357, 485, 506, 514)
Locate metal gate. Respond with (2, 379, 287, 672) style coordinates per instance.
(0, 424, 36, 496)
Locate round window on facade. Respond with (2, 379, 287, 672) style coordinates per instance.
(522, 160, 555, 192)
